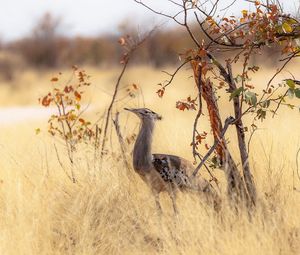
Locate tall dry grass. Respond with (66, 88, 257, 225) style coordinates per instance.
(0, 66, 300, 254)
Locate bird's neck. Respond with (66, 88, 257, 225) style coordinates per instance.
(133, 119, 155, 173)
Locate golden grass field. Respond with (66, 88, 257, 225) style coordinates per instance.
(0, 65, 300, 254)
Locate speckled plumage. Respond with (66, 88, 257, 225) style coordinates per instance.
(152, 154, 191, 187)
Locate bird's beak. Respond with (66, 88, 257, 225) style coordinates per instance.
(124, 107, 135, 113)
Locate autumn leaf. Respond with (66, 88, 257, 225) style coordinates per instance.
(157, 89, 165, 98)
(282, 22, 293, 33)
(255, 1, 260, 6)
(79, 118, 85, 124)
(242, 10, 248, 18)
(74, 91, 81, 101)
(132, 83, 138, 90)
(64, 86, 73, 93)
(41, 96, 51, 107)
(176, 102, 188, 111)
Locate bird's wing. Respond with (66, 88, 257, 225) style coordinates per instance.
(152, 153, 213, 192)
(152, 154, 193, 188)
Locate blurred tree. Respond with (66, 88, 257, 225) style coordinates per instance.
(16, 13, 62, 68)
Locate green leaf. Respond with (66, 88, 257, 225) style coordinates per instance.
(295, 89, 300, 98)
(282, 22, 293, 33)
(230, 87, 244, 100)
(286, 79, 295, 89)
(245, 91, 257, 106)
(234, 75, 243, 83)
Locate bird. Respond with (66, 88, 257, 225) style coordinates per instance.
(124, 107, 220, 214)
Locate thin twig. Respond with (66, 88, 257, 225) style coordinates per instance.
(134, 0, 184, 25)
(192, 63, 203, 162)
(54, 143, 74, 182)
(161, 59, 191, 88)
(100, 59, 129, 157)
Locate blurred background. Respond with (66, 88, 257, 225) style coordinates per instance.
(0, 0, 299, 117)
(0, 0, 298, 74)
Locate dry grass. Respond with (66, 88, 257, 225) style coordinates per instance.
(0, 66, 300, 254)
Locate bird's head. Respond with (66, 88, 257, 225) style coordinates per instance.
(124, 108, 162, 121)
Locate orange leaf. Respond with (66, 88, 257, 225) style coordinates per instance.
(74, 91, 81, 101)
(64, 86, 73, 93)
(41, 96, 51, 107)
(132, 83, 138, 90)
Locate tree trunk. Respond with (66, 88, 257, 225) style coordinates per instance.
(227, 62, 257, 207)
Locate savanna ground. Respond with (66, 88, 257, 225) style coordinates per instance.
(0, 65, 300, 254)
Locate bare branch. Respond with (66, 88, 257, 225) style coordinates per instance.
(259, 51, 296, 103)
(182, 0, 201, 47)
(192, 116, 235, 177)
(134, 0, 184, 25)
(161, 58, 191, 88)
(167, 0, 183, 7)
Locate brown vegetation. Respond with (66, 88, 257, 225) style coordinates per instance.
(0, 12, 282, 73)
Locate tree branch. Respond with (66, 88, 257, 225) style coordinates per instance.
(192, 116, 235, 177)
